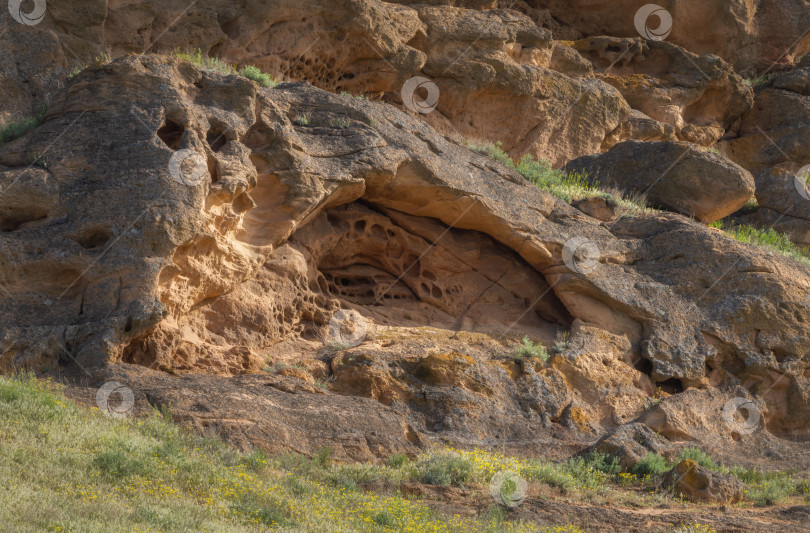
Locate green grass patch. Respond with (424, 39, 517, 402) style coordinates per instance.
(173, 50, 279, 88)
(744, 75, 772, 89)
(239, 65, 278, 88)
(513, 336, 550, 362)
(468, 141, 651, 215)
(416, 452, 476, 487)
(724, 225, 810, 266)
(174, 49, 234, 74)
(0, 108, 46, 146)
(679, 447, 717, 470)
(632, 454, 672, 477)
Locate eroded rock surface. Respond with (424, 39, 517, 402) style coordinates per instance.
(1, 55, 810, 460)
(0, 0, 758, 168)
(661, 459, 746, 504)
(520, 0, 810, 75)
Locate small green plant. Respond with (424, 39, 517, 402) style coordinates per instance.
(416, 452, 475, 487)
(709, 220, 724, 229)
(239, 65, 278, 88)
(386, 453, 410, 468)
(241, 448, 269, 473)
(744, 75, 772, 88)
(0, 108, 46, 146)
(742, 197, 759, 213)
(481, 504, 508, 531)
(329, 117, 353, 129)
(632, 453, 672, 476)
(314, 378, 333, 390)
(24, 151, 48, 168)
(672, 525, 717, 533)
(550, 331, 571, 355)
(563, 452, 620, 489)
(174, 49, 234, 74)
(340, 91, 368, 100)
(746, 477, 795, 506)
(294, 114, 311, 126)
(678, 447, 717, 470)
(372, 511, 395, 527)
(93, 441, 150, 478)
(513, 336, 550, 362)
(315, 447, 332, 468)
(574, 452, 621, 476)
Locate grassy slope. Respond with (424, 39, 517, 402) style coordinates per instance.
(0, 375, 580, 533)
(3, 375, 809, 533)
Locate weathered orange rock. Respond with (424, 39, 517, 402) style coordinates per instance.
(660, 459, 746, 503)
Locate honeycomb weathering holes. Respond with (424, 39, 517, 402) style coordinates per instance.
(157, 119, 184, 150)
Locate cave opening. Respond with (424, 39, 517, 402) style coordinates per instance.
(291, 201, 573, 342)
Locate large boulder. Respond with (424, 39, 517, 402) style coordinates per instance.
(660, 459, 746, 503)
(565, 140, 755, 223)
(592, 422, 677, 471)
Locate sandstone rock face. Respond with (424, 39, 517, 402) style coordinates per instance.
(2, 55, 810, 458)
(660, 459, 746, 503)
(399, 7, 629, 166)
(522, 0, 810, 75)
(1, 0, 761, 173)
(574, 37, 754, 147)
(724, 84, 810, 176)
(565, 140, 755, 223)
(0, 0, 631, 166)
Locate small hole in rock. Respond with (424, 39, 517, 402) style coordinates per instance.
(1, 211, 48, 232)
(206, 127, 227, 152)
(657, 378, 684, 395)
(69, 226, 112, 249)
(157, 119, 184, 150)
(207, 155, 219, 183)
(633, 357, 653, 376)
